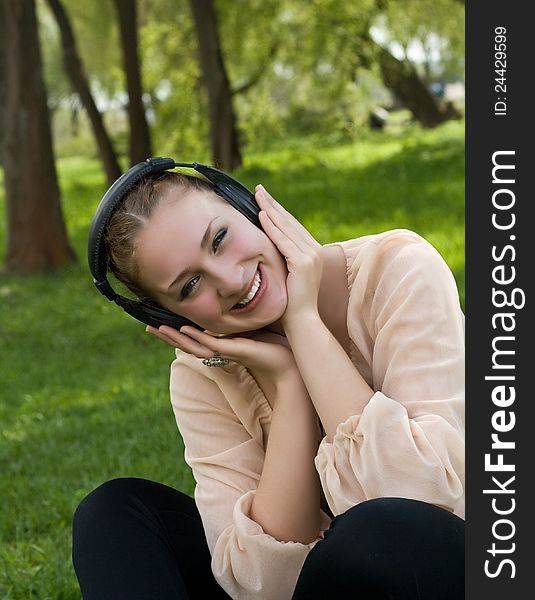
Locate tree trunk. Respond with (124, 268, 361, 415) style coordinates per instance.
(376, 44, 461, 128)
(47, 0, 122, 186)
(1, 0, 76, 273)
(113, 0, 152, 165)
(0, 1, 6, 165)
(189, 0, 242, 171)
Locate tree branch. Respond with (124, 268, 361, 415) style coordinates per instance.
(231, 41, 279, 96)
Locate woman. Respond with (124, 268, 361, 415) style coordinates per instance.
(73, 170, 465, 599)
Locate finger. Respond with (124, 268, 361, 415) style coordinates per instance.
(256, 188, 319, 250)
(256, 185, 317, 246)
(180, 325, 257, 360)
(175, 325, 238, 358)
(261, 206, 316, 251)
(255, 185, 294, 222)
(258, 210, 299, 257)
(259, 209, 321, 263)
(146, 327, 182, 349)
(157, 325, 216, 358)
(255, 184, 291, 216)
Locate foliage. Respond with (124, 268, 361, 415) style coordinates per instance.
(140, 1, 208, 158)
(0, 121, 464, 597)
(39, 0, 122, 100)
(37, 0, 465, 162)
(378, 0, 465, 81)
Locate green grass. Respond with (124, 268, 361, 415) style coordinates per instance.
(0, 121, 464, 598)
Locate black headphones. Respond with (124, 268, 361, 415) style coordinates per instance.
(88, 157, 262, 331)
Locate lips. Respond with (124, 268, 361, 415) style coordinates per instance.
(230, 264, 267, 314)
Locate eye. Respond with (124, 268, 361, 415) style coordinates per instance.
(212, 227, 227, 252)
(180, 228, 228, 299)
(181, 276, 199, 299)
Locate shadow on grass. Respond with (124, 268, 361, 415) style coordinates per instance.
(241, 134, 463, 228)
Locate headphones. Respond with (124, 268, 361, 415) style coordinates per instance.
(88, 157, 262, 331)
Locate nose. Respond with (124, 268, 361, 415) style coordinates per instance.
(209, 262, 245, 299)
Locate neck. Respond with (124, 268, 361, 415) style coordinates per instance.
(317, 244, 350, 332)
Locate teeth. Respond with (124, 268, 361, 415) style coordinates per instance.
(236, 270, 261, 307)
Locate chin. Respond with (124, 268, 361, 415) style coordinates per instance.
(210, 312, 285, 336)
(217, 321, 269, 335)
(204, 292, 288, 336)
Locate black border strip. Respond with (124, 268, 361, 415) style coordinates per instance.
(466, 1, 532, 595)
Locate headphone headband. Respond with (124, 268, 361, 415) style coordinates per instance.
(88, 157, 261, 330)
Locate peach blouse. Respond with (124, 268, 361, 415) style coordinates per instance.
(169, 229, 465, 600)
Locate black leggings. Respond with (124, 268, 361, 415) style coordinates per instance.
(72, 478, 464, 599)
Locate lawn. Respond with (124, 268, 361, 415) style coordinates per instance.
(0, 121, 464, 599)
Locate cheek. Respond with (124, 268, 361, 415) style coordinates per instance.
(237, 227, 286, 272)
(230, 228, 258, 256)
(268, 242, 289, 281)
(189, 295, 219, 320)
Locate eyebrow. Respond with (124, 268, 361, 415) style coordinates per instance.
(166, 217, 217, 294)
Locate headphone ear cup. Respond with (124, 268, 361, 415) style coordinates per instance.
(213, 183, 261, 228)
(192, 163, 261, 228)
(117, 296, 204, 331)
(138, 301, 204, 330)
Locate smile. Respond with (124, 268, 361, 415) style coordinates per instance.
(230, 265, 267, 314)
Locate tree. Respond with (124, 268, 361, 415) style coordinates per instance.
(370, 0, 463, 126)
(46, 0, 122, 186)
(1, 0, 76, 273)
(113, 0, 152, 165)
(374, 41, 461, 127)
(0, 2, 6, 166)
(188, 0, 242, 170)
(298, 0, 462, 129)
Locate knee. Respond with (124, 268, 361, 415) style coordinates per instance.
(332, 496, 464, 543)
(297, 498, 464, 597)
(72, 477, 143, 539)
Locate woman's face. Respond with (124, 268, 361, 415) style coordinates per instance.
(135, 186, 289, 334)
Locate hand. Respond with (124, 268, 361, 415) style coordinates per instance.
(255, 185, 323, 331)
(146, 324, 299, 389)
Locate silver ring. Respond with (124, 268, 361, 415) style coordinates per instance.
(202, 351, 230, 367)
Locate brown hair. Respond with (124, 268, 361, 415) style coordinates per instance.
(104, 171, 214, 301)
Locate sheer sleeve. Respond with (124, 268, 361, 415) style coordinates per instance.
(170, 357, 331, 600)
(315, 232, 465, 518)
